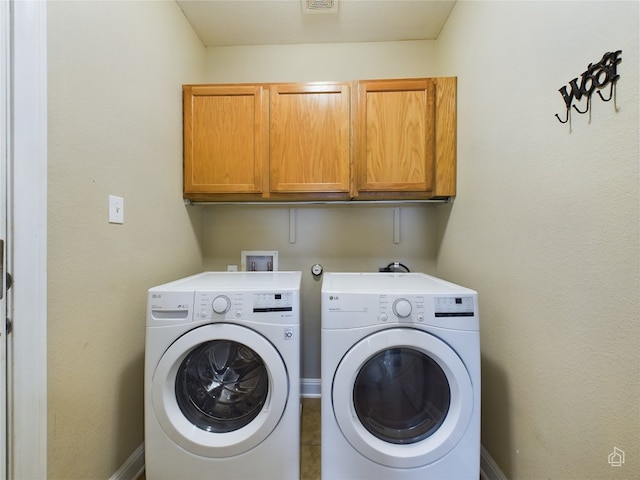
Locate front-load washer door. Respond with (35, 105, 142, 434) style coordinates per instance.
(332, 328, 474, 469)
(152, 323, 289, 458)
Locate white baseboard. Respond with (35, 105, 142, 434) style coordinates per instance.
(480, 445, 508, 480)
(301, 377, 321, 398)
(110, 443, 145, 480)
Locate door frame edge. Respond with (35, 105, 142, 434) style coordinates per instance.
(9, 0, 48, 478)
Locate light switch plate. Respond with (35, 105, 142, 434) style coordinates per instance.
(109, 195, 124, 224)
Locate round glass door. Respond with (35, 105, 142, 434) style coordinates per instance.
(152, 323, 289, 458)
(353, 347, 450, 445)
(332, 328, 473, 469)
(175, 339, 269, 433)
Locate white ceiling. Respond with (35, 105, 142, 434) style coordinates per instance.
(176, 0, 457, 47)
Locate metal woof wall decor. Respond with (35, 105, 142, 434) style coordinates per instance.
(555, 50, 622, 124)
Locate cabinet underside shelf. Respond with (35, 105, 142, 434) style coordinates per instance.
(184, 198, 453, 206)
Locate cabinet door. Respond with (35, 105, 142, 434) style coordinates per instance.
(183, 85, 268, 200)
(269, 83, 351, 198)
(355, 79, 435, 199)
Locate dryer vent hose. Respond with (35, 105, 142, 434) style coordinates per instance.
(378, 262, 411, 273)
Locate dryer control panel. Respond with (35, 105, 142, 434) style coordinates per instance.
(379, 295, 426, 322)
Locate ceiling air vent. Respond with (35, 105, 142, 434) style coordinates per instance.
(302, 0, 338, 14)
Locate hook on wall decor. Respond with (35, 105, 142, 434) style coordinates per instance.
(555, 50, 622, 124)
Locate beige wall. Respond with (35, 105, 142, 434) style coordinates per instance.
(47, 1, 205, 478)
(435, 1, 639, 478)
(205, 40, 437, 83)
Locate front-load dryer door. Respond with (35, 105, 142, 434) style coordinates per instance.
(152, 323, 289, 458)
(332, 328, 474, 469)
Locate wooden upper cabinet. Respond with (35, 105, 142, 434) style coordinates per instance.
(182, 78, 456, 202)
(183, 84, 268, 201)
(269, 82, 351, 199)
(354, 77, 457, 199)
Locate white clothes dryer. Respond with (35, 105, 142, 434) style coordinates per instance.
(145, 272, 301, 480)
(321, 272, 480, 480)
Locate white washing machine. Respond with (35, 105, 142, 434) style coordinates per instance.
(145, 271, 301, 480)
(321, 272, 480, 480)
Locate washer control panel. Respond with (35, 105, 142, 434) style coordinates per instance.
(379, 295, 425, 322)
(434, 296, 475, 317)
(195, 291, 295, 321)
(252, 292, 294, 313)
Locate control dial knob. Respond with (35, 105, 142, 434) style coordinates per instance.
(393, 298, 412, 318)
(212, 295, 231, 314)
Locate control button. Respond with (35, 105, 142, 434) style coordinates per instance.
(380, 314, 388, 322)
(393, 298, 412, 318)
(235, 310, 242, 318)
(212, 295, 230, 314)
(199, 310, 207, 319)
(417, 314, 424, 322)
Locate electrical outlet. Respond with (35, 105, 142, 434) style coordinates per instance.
(109, 195, 124, 224)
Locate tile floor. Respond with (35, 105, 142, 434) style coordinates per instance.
(300, 397, 321, 480)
